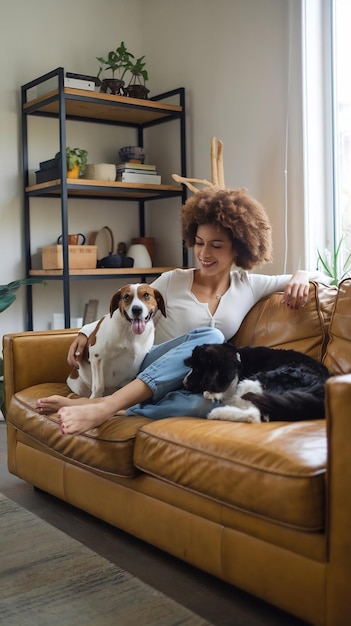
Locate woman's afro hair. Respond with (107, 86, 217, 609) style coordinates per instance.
(181, 187, 273, 270)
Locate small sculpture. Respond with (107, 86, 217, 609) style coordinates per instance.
(117, 242, 127, 255)
(172, 137, 225, 193)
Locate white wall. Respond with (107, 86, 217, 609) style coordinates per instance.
(0, 0, 306, 342)
(142, 0, 305, 274)
(0, 0, 143, 336)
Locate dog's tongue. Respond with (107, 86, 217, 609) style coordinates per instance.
(132, 319, 146, 335)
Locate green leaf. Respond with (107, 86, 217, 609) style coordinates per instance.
(317, 236, 351, 284)
(0, 278, 46, 313)
(0, 293, 16, 313)
(317, 249, 332, 276)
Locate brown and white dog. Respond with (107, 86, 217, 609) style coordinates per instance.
(67, 283, 166, 398)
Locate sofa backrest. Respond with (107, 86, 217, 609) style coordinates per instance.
(232, 281, 337, 364)
(3, 330, 75, 401)
(323, 278, 351, 375)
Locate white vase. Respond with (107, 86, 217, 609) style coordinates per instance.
(126, 244, 152, 267)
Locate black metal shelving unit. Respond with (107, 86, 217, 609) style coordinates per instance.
(21, 67, 188, 329)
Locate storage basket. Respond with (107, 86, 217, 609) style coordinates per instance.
(41, 245, 97, 270)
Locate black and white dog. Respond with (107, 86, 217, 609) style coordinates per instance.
(183, 343, 330, 423)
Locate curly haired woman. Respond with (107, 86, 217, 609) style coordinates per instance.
(36, 187, 325, 434)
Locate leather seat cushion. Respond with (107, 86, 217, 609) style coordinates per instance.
(8, 383, 151, 477)
(134, 417, 327, 531)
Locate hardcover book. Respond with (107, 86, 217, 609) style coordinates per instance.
(117, 172, 162, 184)
(117, 168, 158, 175)
(117, 162, 157, 170)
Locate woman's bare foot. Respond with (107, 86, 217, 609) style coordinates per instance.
(58, 401, 116, 435)
(56, 378, 152, 435)
(36, 395, 90, 414)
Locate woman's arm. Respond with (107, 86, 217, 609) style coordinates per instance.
(281, 269, 332, 309)
(281, 270, 310, 309)
(249, 269, 330, 311)
(67, 321, 98, 368)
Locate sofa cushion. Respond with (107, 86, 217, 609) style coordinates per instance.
(233, 281, 337, 362)
(8, 383, 151, 477)
(323, 278, 351, 375)
(134, 417, 327, 531)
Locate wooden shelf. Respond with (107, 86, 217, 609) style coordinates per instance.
(26, 178, 182, 199)
(23, 88, 182, 125)
(21, 70, 187, 329)
(29, 266, 174, 277)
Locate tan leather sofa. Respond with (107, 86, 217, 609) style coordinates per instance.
(4, 279, 351, 626)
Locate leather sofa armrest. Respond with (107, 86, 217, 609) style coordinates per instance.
(2, 329, 77, 412)
(325, 373, 351, 622)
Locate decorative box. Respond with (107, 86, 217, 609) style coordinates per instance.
(35, 167, 61, 184)
(41, 245, 97, 270)
(85, 163, 116, 181)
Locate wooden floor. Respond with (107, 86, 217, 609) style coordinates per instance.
(0, 421, 307, 626)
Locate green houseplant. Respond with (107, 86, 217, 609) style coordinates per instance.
(124, 55, 149, 99)
(317, 236, 351, 285)
(96, 41, 135, 95)
(55, 147, 88, 178)
(0, 278, 45, 416)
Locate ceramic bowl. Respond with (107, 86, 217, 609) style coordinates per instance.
(119, 146, 146, 163)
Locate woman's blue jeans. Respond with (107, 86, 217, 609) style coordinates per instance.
(126, 327, 225, 419)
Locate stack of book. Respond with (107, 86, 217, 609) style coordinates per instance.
(116, 162, 161, 184)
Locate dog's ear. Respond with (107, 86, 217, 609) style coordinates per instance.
(222, 343, 241, 363)
(109, 290, 122, 317)
(184, 345, 206, 368)
(154, 289, 167, 317)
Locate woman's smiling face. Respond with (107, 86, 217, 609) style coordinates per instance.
(194, 224, 236, 274)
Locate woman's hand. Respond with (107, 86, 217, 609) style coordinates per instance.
(281, 270, 310, 309)
(67, 333, 88, 368)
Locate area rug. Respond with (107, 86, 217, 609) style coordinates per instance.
(0, 492, 211, 626)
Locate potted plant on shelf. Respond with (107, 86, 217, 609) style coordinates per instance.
(124, 55, 149, 99)
(96, 41, 134, 95)
(55, 147, 88, 178)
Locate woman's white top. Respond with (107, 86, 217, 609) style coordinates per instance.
(81, 268, 326, 345)
(151, 268, 294, 343)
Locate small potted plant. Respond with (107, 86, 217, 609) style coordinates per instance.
(96, 41, 134, 95)
(55, 147, 88, 178)
(124, 55, 149, 99)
